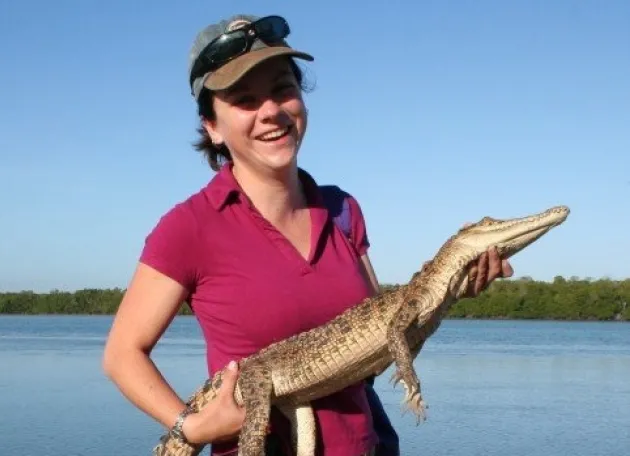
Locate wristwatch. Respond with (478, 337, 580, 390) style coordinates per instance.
(171, 407, 194, 442)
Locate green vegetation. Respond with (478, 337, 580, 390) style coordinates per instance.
(1, 276, 628, 321)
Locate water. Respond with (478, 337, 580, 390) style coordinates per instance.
(0, 316, 628, 456)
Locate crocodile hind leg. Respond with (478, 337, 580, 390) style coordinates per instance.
(277, 403, 317, 456)
(386, 293, 432, 423)
(237, 363, 274, 456)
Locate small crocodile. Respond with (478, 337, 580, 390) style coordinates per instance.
(152, 205, 570, 456)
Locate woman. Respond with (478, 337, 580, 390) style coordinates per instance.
(102, 13, 512, 456)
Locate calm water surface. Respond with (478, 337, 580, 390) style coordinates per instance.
(0, 316, 628, 456)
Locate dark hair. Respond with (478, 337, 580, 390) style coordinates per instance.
(193, 58, 314, 171)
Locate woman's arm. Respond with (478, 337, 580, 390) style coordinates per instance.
(102, 262, 244, 444)
(102, 262, 190, 429)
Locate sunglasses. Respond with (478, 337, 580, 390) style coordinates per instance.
(189, 15, 291, 88)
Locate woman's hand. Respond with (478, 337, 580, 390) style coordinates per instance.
(182, 361, 246, 445)
(465, 246, 514, 297)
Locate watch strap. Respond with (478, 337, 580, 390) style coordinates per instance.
(171, 407, 193, 442)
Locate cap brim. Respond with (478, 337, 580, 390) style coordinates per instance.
(203, 46, 314, 91)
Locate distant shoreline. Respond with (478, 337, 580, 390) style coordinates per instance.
(1, 277, 628, 321)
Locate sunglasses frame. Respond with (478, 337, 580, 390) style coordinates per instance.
(189, 15, 291, 89)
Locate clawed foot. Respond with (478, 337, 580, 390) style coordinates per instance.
(402, 387, 427, 424)
(389, 368, 419, 392)
(390, 369, 428, 424)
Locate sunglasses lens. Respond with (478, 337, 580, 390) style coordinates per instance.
(255, 16, 289, 42)
(205, 33, 248, 66)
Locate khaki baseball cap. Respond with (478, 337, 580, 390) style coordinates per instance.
(188, 14, 314, 100)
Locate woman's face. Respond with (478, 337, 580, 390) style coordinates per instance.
(203, 57, 308, 176)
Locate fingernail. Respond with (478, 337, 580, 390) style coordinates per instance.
(228, 360, 237, 370)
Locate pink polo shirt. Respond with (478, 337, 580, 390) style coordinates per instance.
(139, 164, 378, 455)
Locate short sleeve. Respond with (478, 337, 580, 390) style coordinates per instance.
(139, 203, 198, 291)
(346, 194, 371, 256)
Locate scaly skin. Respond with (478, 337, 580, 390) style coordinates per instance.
(152, 205, 570, 456)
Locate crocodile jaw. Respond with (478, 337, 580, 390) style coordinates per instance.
(445, 205, 570, 298)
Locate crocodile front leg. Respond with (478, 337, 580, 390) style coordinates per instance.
(386, 294, 430, 423)
(237, 363, 274, 456)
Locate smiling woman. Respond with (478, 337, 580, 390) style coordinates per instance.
(101, 12, 392, 456)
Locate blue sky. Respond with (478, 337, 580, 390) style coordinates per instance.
(1, 0, 628, 292)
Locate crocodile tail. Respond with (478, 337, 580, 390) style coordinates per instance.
(150, 374, 223, 456)
(185, 372, 223, 410)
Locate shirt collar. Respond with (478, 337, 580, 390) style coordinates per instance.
(204, 163, 241, 211)
(204, 163, 327, 212)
